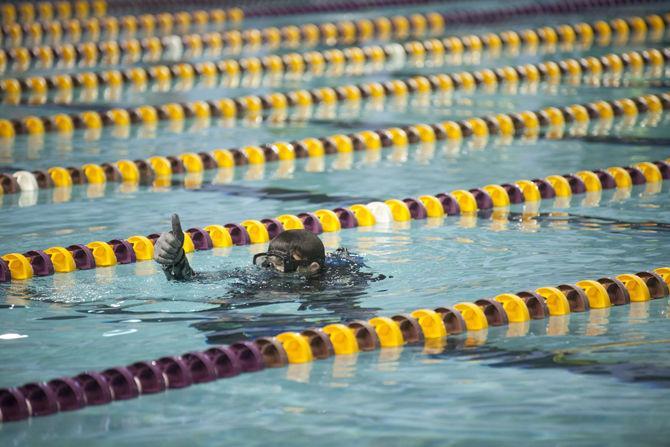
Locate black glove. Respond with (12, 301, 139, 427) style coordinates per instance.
(154, 214, 195, 280)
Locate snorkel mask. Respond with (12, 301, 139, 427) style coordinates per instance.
(253, 250, 320, 273)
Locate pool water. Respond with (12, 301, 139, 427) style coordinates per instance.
(1, 0, 670, 445)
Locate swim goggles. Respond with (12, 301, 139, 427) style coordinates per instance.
(252, 250, 316, 273)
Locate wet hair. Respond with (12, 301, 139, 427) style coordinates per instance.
(268, 229, 325, 264)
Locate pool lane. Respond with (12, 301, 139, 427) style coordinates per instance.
(0, 115, 668, 252)
(2, 311, 670, 447)
(2, 76, 668, 167)
(1, 183, 669, 387)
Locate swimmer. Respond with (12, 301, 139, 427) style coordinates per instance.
(154, 214, 327, 281)
(154, 214, 386, 330)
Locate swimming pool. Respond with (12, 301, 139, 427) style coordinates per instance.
(1, 0, 670, 445)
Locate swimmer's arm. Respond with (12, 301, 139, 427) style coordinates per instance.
(160, 250, 196, 281)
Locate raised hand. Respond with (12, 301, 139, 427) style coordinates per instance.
(154, 214, 195, 280)
(154, 214, 185, 267)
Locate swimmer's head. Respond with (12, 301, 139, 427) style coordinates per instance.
(253, 229, 325, 274)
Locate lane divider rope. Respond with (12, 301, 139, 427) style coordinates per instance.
(0, 1, 106, 26)
(0, 6, 464, 74)
(1, 10, 665, 108)
(0, 267, 668, 423)
(1, 0, 617, 48)
(3, 40, 666, 140)
(0, 6, 243, 49)
(0, 31, 664, 114)
(0, 8, 664, 94)
(1, 79, 668, 213)
(111, 0, 648, 20)
(109, 0, 436, 19)
(0, 88, 666, 195)
(2, 88, 664, 210)
(1, 152, 668, 282)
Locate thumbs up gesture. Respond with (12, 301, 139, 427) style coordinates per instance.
(154, 214, 195, 280)
(154, 214, 186, 267)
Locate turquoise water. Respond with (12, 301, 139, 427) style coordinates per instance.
(2, 1, 670, 445)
